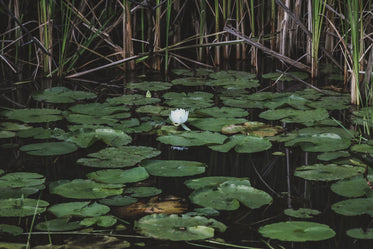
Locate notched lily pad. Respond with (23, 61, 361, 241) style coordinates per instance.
(36, 218, 83, 231)
(346, 228, 373, 239)
(163, 92, 214, 109)
(294, 164, 365, 181)
(197, 107, 248, 118)
(189, 118, 247, 132)
(284, 208, 321, 218)
(87, 167, 149, 184)
(48, 201, 110, 218)
(331, 198, 373, 217)
(124, 187, 162, 198)
(157, 131, 227, 147)
(20, 142, 78, 156)
(142, 160, 207, 177)
(331, 175, 373, 198)
(209, 134, 272, 153)
(222, 121, 283, 137)
(0, 224, 23, 236)
(135, 213, 226, 241)
(0, 198, 49, 217)
(2, 108, 62, 123)
(32, 87, 96, 103)
(106, 94, 160, 106)
(259, 221, 335, 242)
(127, 81, 172, 91)
(50, 179, 123, 199)
(0, 172, 45, 188)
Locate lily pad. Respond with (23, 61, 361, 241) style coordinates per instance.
(197, 107, 248, 118)
(0, 224, 23, 236)
(127, 81, 172, 91)
(0, 198, 49, 217)
(331, 175, 373, 198)
(50, 179, 123, 199)
(284, 208, 321, 218)
(351, 144, 373, 154)
(317, 151, 351, 161)
(259, 108, 329, 124)
(262, 71, 309, 81)
(331, 198, 373, 216)
(157, 131, 227, 147)
(80, 215, 117, 227)
(135, 213, 226, 241)
(258, 221, 335, 242)
(0, 186, 42, 199)
(185, 176, 249, 190)
(135, 105, 171, 116)
(20, 142, 78, 156)
(189, 118, 247, 132)
(87, 167, 149, 184)
(263, 94, 309, 110)
(307, 95, 350, 110)
(32, 87, 96, 103)
(294, 164, 364, 181)
(0, 130, 16, 138)
(189, 179, 272, 210)
(222, 121, 283, 137)
(99, 195, 138, 207)
(35, 218, 83, 231)
(209, 134, 272, 153)
(77, 146, 161, 168)
(106, 94, 160, 106)
(142, 160, 207, 177)
(0, 172, 45, 188)
(124, 187, 162, 198)
(285, 127, 352, 152)
(171, 77, 208, 86)
(163, 92, 214, 109)
(2, 108, 62, 123)
(69, 102, 129, 115)
(346, 228, 373, 239)
(48, 201, 110, 218)
(16, 127, 54, 139)
(63, 113, 120, 125)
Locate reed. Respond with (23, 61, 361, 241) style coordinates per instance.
(311, 0, 326, 78)
(38, 0, 54, 75)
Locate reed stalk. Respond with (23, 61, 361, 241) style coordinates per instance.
(152, 0, 161, 71)
(311, 0, 326, 79)
(214, 0, 220, 66)
(123, 0, 135, 71)
(38, 0, 53, 75)
(164, 0, 172, 73)
(197, 0, 206, 62)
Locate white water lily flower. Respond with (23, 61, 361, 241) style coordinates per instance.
(169, 108, 189, 126)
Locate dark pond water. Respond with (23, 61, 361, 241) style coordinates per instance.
(0, 69, 372, 249)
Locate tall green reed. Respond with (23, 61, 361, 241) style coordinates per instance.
(311, 0, 326, 78)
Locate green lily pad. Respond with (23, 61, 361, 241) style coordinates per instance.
(50, 179, 123, 199)
(157, 131, 227, 147)
(142, 160, 207, 177)
(346, 228, 373, 239)
(77, 146, 161, 168)
(124, 187, 162, 198)
(222, 121, 283, 137)
(209, 134, 272, 153)
(63, 113, 120, 125)
(331, 198, 373, 216)
(0, 198, 49, 217)
(189, 179, 272, 210)
(284, 208, 321, 218)
(0, 130, 16, 138)
(135, 213, 226, 241)
(163, 92, 214, 109)
(285, 127, 352, 152)
(106, 94, 160, 106)
(87, 167, 149, 184)
(16, 127, 53, 139)
(0, 186, 43, 199)
(135, 105, 171, 116)
(331, 175, 373, 198)
(127, 81, 172, 91)
(171, 77, 208, 86)
(93, 128, 132, 146)
(99, 195, 138, 207)
(32, 87, 96, 103)
(48, 201, 110, 218)
(0, 224, 23, 236)
(259, 108, 329, 124)
(197, 107, 248, 118)
(307, 95, 350, 110)
(0, 172, 45, 188)
(351, 144, 373, 154)
(2, 108, 62, 123)
(317, 151, 351, 161)
(185, 176, 249, 190)
(189, 118, 247, 132)
(294, 164, 364, 181)
(80, 215, 117, 227)
(258, 221, 335, 242)
(262, 71, 309, 81)
(188, 207, 220, 217)
(0, 122, 31, 131)
(35, 218, 83, 231)
(69, 102, 129, 115)
(210, 70, 256, 80)
(264, 94, 309, 110)
(20, 142, 78, 156)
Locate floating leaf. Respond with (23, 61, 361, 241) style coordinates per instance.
(185, 176, 248, 190)
(32, 87, 96, 103)
(99, 195, 138, 207)
(295, 164, 364, 181)
(317, 151, 351, 161)
(87, 167, 149, 184)
(124, 187, 162, 198)
(20, 142, 78, 156)
(50, 179, 123, 199)
(351, 144, 373, 154)
(135, 213, 226, 241)
(135, 105, 171, 116)
(17, 127, 54, 139)
(307, 95, 350, 110)
(189, 179, 272, 210)
(171, 77, 208, 86)
(2, 108, 62, 123)
(80, 215, 117, 227)
(259, 108, 329, 124)
(0, 186, 42, 199)
(222, 121, 283, 137)
(346, 228, 373, 239)
(258, 221, 335, 242)
(77, 146, 161, 168)
(263, 94, 309, 109)
(0, 130, 16, 138)
(48, 202, 110, 218)
(127, 81, 172, 91)
(142, 160, 207, 177)
(69, 102, 129, 115)
(106, 94, 160, 106)
(209, 134, 272, 153)
(284, 208, 321, 218)
(331, 175, 373, 198)
(0, 224, 23, 236)
(0, 198, 49, 217)
(197, 107, 248, 118)
(157, 131, 227, 147)
(262, 71, 309, 81)
(0, 172, 45, 188)
(63, 113, 120, 125)
(163, 92, 214, 109)
(36, 218, 83, 231)
(189, 118, 247, 132)
(331, 198, 373, 217)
